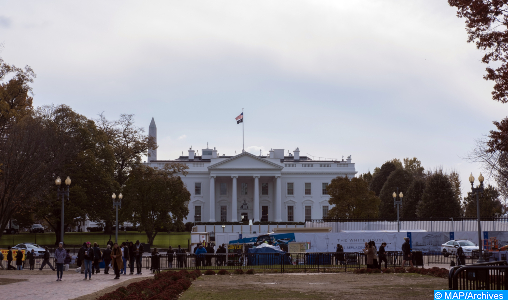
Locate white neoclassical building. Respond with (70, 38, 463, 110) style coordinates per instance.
(145, 118, 357, 223)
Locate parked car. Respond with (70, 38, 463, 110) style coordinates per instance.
(11, 243, 46, 257)
(441, 240, 479, 258)
(30, 224, 45, 233)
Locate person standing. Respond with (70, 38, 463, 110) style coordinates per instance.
(54, 242, 67, 281)
(0, 250, 4, 270)
(27, 249, 36, 270)
(134, 240, 144, 275)
(107, 238, 114, 249)
(92, 242, 101, 274)
(176, 245, 184, 268)
(7, 246, 16, 270)
(363, 241, 377, 269)
(121, 242, 129, 275)
(378, 242, 388, 269)
(77, 242, 86, 274)
(151, 248, 160, 273)
(402, 237, 414, 268)
(195, 244, 207, 267)
(167, 246, 174, 268)
(111, 243, 123, 279)
(457, 245, 465, 266)
(102, 245, 112, 274)
(205, 243, 214, 266)
(39, 247, 55, 271)
(83, 242, 94, 280)
(128, 241, 135, 275)
(15, 249, 23, 270)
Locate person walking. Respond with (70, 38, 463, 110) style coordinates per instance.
(378, 242, 388, 269)
(27, 249, 35, 270)
(77, 242, 86, 274)
(15, 249, 23, 270)
(167, 246, 174, 268)
(102, 245, 112, 274)
(83, 242, 94, 280)
(7, 246, 16, 270)
(111, 243, 123, 279)
(456, 245, 466, 266)
(128, 241, 135, 275)
(54, 242, 67, 281)
(39, 247, 55, 271)
(92, 242, 101, 274)
(402, 237, 414, 268)
(134, 240, 143, 275)
(121, 242, 129, 275)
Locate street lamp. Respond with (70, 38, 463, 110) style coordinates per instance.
(222, 224, 225, 233)
(112, 192, 123, 244)
(392, 188, 403, 232)
(55, 176, 71, 245)
(469, 172, 485, 263)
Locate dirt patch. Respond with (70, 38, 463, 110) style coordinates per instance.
(70, 277, 149, 300)
(180, 273, 448, 300)
(0, 278, 27, 285)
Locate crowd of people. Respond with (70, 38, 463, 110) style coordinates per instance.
(361, 237, 414, 270)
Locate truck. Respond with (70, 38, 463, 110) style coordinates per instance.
(4, 219, 19, 234)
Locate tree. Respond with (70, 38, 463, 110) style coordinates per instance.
(464, 185, 503, 217)
(402, 178, 426, 220)
(327, 176, 380, 218)
(358, 171, 373, 186)
(123, 163, 190, 246)
(416, 171, 462, 218)
(378, 169, 414, 219)
(449, 1, 508, 103)
(448, 170, 463, 213)
(369, 161, 397, 196)
(403, 157, 425, 178)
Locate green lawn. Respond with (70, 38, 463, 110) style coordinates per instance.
(0, 232, 190, 248)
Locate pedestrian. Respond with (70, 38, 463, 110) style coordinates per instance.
(121, 242, 129, 275)
(134, 240, 144, 275)
(379, 242, 388, 269)
(205, 243, 214, 266)
(128, 241, 135, 275)
(176, 245, 184, 268)
(92, 242, 101, 274)
(195, 244, 207, 267)
(26, 249, 35, 270)
(456, 245, 465, 266)
(216, 244, 227, 266)
(83, 242, 94, 280)
(7, 246, 16, 270)
(15, 249, 23, 270)
(402, 237, 414, 268)
(39, 247, 55, 271)
(107, 238, 114, 249)
(151, 248, 160, 273)
(0, 249, 5, 270)
(54, 242, 67, 281)
(111, 243, 123, 279)
(102, 245, 112, 274)
(167, 246, 174, 268)
(363, 241, 377, 269)
(77, 242, 86, 274)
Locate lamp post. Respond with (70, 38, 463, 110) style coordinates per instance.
(112, 192, 123, 244)
(392, 188, 403, 232)
(222, 224, 225, 233)
(55, 176, 71, 245)
(469, 172, 485, 263)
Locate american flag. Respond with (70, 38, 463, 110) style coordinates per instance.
(235, 112, 243, 124)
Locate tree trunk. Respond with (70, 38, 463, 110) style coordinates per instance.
(104, 220, 113, 235)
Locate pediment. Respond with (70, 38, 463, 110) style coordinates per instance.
(208, 152, 283, 170)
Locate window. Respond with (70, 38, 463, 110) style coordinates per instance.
(319, 164, 331, 167)
(262, 183, 269, 195)
(305, 206, 312, 221)
(287, 206, 294, 222)
(241, 183, 248, 195)
(285, 164, 296, 167)
(220, 206, 227, 222)
(195, 182, 201, 195)
(287, 183, 294, 195)
(195, 206, 201, 222)
(322, 183, 328, 195)
(220, 183, 227, 195)
(322, 206, 329, 218)
(192, 163, 204, 167)
(302, 164, 313, 167)
(262, 206, 268, 221)
(305, 183, 311, 195)
(202, 150, 212, 156)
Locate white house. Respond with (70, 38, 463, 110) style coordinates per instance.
(145, 118, 357, 223)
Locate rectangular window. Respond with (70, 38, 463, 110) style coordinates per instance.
(195, 182, 201, 195)
(305, 183, 311, 195)
(322, 206, 329, 218)
(241, 183, 248, 195)
(195, 206, 201, 222)
(322, 183, 328, 195)
(220, 206, 227, 222)
(220, 183, 227, 195)
(287, 183, 294, 195)
(261, 206, 268, 221)
(287, 206, 294, 222)
(305, 206, 312, 221)
(262, 183, 268, 195)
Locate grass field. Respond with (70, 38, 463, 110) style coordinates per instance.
(0, 232, 190, 248)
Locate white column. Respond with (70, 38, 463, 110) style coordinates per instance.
(275, 175, 282, 222)
(209, 176, 216, 222)
(254, 176, 260, 222)
(231, 176, 238, 222)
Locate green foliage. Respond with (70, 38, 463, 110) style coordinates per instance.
(370, 162, 397, 196)
(416, 171, 461, 218)
(327, 176, 380, 218)
(463, 185, 503, 217)
(358, 172, 373, 186)
(403, 157, 425, 178)
(378, 169, 413, 219)
(402, 178, 426, 220)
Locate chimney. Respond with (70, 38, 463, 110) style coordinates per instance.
(188, 147, 195, 160)
(269, 149, 274, 159)
(212, 147, 218, 158)
(294, 147, 300, 161)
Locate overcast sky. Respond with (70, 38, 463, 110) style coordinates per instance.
(1, 0, 507, 198)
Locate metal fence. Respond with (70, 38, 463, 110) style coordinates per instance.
(307, 217, 508, 232)
(449, 261, 508, 290)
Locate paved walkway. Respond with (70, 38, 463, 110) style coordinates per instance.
(0, 270, 154, 300)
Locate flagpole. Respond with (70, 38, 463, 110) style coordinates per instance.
(242, 108, 244, 152)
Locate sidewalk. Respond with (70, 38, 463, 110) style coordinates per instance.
(0, 269, 154, 300)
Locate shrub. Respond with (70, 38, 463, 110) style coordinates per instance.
(394, 267, 406, 273)
(233, 269, 244, 275)
(217, 269, 230, 275)
(204, 270, 215, 275)
(246, 269, 255, 275)
(382, 268, 392, 273)
(371, 268, 381, 273)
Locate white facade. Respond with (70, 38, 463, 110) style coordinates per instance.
(146, 119, 357, 223)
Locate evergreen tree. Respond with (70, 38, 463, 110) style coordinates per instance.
(402, 178, 426, 220)
(327, 176, 380, 219)
(416, 171, 461, 218)
(463, 185, 503, 217)
(370, 161, 397, 196)
(378, 169, 413, 219)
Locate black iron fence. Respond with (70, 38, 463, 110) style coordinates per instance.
(449, 261, 508, 290)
